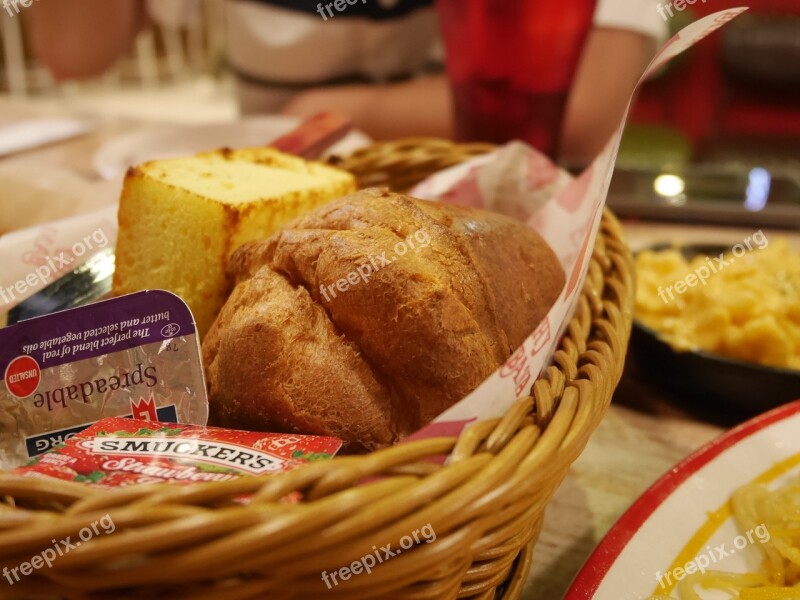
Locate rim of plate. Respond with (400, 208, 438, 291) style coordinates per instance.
(565, 399, 800, 599)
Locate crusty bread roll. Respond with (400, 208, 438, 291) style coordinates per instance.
(203, 189, 565, 452)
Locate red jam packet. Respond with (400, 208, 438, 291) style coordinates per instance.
(13, 417, 342, 488)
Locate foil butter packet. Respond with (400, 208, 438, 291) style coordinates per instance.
(0, 290, 208, 468)
(14, 417, 342, 488)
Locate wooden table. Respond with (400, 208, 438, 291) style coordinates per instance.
(2, 110, 799, 599)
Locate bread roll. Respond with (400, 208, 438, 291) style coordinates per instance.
(203, 189, 565, 451)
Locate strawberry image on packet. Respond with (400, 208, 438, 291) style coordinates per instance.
(14, 417, 342, 488)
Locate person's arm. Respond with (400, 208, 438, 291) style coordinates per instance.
(281, 75, 453, 140)
(560, 28, 653, 163)
(25, 0, 144, 81)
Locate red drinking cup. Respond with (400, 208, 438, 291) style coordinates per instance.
(437, 0, 597, 157)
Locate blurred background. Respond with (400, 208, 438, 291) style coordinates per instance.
(1, 0, 799, 228)
(612, 0, 800, 228)
(0, 0, 232, 122)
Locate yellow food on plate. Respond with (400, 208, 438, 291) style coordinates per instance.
(665, 480, 800, 600)
(636, 238, 800, 371)
(113, 147, 356, 336)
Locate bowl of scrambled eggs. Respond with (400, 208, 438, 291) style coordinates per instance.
(634, 235, 800, 413)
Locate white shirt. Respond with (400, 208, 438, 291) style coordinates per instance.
(148, 0, 669, 110)
(223, 1, 441, 85)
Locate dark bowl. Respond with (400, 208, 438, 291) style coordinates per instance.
(633, 244, 800, 415)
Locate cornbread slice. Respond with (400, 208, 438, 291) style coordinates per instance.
(113, 147, 356, 336)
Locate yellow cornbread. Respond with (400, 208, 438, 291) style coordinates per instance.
(113, 147, 357, 336)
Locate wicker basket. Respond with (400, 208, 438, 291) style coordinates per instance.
(0, 139, 634, 600)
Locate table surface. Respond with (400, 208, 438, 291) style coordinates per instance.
(2, 106, 799, 600)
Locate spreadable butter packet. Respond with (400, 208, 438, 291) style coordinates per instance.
(0, 290, 207, 468)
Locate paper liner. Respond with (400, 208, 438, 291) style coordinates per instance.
(0, 206, 117, 315)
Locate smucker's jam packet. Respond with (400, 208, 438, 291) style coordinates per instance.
(14, 417, 343, 487)
(0, 290, 208, 468)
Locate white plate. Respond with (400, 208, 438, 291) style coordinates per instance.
(566, 400, 800, 600)
(92, 116, 371, 180)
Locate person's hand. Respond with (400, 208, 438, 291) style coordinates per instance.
(282, 85, 372, 126)
(282, 76, 453, 141)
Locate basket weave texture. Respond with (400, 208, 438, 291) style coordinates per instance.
(0, 139, 634, 600)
